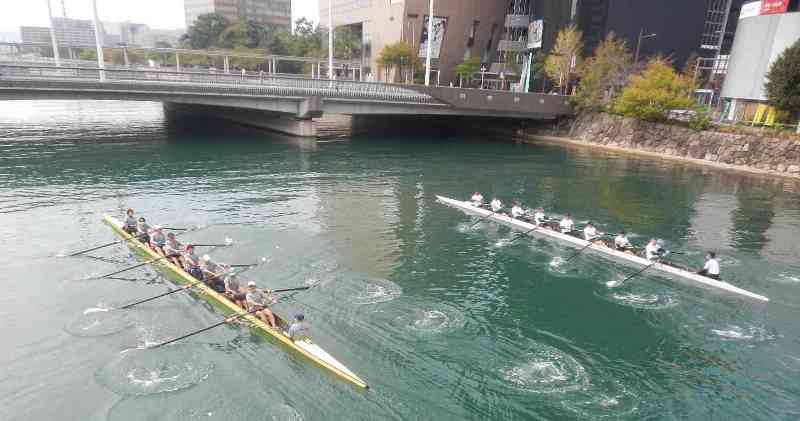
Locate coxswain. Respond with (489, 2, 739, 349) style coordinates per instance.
(287, 314, 311, 341)
(201, 255, 228, 293)
(697, 251, 720, 280)
(490, 197, 503, 213)
(163, 232, 184, 269)
(533, 207, 547, 226)
(645, 239, 666, 261)
(123, 208, 137, 235)
(614, 231, 634, 254)
(136, 217, 151, 244)
(246, 281, 277, 329)
(224, 271, 247, 308)
(559, 213, 575, 234)
(183, 244, 204, 280)
(470, 192, 484, 207)
(583, 222, 603, 243)
(511, 201, 525, 219)
(150, 225, 167, 255)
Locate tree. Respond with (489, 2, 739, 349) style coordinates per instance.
(376, 42, 420, 83)
(765, 39, 800, 119)
(183, 13, 229, 49)
(574, 32, 631, 111)
(334, 26, 362, 60)
(155, 41, 172, 49)
(544, 25, 583, 95)
(218, 20, 264, 49)
(613, 58, 696, 122)
(455, 57, 481, 87)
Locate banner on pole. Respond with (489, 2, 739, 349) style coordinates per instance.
(527, 19, 544, 49)
(418, 16, 448, 59)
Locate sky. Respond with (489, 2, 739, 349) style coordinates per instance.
(0, 0, 319, 39)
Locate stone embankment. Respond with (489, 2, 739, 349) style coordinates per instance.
(563, 112, 800, 177)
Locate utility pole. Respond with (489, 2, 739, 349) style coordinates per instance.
(424, 0, 434, 86)
(328, 0, 334, 83)
(634, 28, 657, 65)
(45, 0, 61, 67)
(91, 0, 106, 81)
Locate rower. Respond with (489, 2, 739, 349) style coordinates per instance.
(583, 222, 604, 244)
(490, 197, 503, 213)
(136, 217, 151, 244)
(559, 213, 575, 234)
(470, 192, 484, 207)
(511, 201, 525, 219)
(287, 314, 311, 341)
(163, 232, 184, 269)
(645, 239, 666, 261)
(246, 281, 277, 329)
(150, 225, 167, 255)
(224, 271, 247, 308)
(614, 231, 635, 254)
(183, 244, 204, 280)
(123, 208, 137, 235)
(697, 251, 720, 280)
(201, 255, 228, 293)
(533, 207, 547, 227)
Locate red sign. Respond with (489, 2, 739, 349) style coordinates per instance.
(760, 0, 790, 15)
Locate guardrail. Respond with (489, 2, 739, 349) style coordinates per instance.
(0, 64, 438, 104)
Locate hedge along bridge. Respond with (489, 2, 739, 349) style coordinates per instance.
(0, 63, 574, 137)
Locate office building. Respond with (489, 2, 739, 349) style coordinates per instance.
(103, 21, 183, 47)
(721, 2, 800, 122)
(184, 0, 291, 29)
(21, 18, 97, 49)
(20, 26, 52, 45)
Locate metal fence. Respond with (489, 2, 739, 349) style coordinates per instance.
(0, 64, 438, 104)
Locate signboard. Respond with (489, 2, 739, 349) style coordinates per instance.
(760, 0, 789, 15)
(739, 1, 761, 19)
(418, 16, 448, 59)
(527, 19, 543, 49)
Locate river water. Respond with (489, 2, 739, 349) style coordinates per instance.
(1, 101, 799, 420)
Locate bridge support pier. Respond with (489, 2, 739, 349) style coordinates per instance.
(164, 102, 318, 137)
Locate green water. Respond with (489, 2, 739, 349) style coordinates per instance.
(1, 101, 799, 420)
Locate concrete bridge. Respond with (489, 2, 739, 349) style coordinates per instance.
(0, 63, 573, 136)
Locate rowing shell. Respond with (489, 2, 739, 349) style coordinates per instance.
(102, 214, 368, 389)
(436, 196, 769, 302)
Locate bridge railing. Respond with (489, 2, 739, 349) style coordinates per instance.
(0, 64, 438, 104)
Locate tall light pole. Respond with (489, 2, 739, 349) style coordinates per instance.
(328, 0, 334, 82)
(424, 0, 434, 86)
(634, 28, 657, 65)
(91, 0, 106, 81)
(45, 0, 61, 66)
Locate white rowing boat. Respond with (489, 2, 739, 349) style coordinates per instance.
(436, 196, 769, 302)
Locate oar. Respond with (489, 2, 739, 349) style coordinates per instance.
(67, 225, 196, 256)
(271, 286, 311, 293)
(149, 308, 260, 349)
(469, 209, 499, 228)
(509, 225, 539, 244)
(120, 281, 203, 309)
(163, 227, 188, 231)
(607, 259, 660, 288)
(92, 255, 171, 279)
(563, 233, 611, 263)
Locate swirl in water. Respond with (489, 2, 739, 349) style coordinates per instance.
(96, 345, 214, 396)
(389, 303, 466, 337)
(561, 380, 640, 419)
(711, 324, 776, 343)
(336, 277, 403, 305)
(500, 344, 589, 394)
(64, 308, 134, 337)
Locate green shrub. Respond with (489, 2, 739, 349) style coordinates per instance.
(613, 58, 695, 122)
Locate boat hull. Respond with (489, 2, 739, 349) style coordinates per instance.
(436, 196, 769, 302)
(103, 214, 368, 388)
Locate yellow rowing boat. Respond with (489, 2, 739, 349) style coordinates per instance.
(103, 214, 368, 389)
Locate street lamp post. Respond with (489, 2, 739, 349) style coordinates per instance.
(328, 0, 334, 83)
(424, 0, 434, 86)
(45, 0, 61, 67)
(480, 65, 486, 89)
(91, 0, 105, 81)
(634, 28, 657, 65)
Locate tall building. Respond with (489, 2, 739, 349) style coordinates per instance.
(184, 0, 291, 29)
(103, 21, 184, 47)
(20, 18, 96, 48)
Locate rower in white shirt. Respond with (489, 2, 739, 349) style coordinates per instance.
(583, 222, 603, 243)
(614, 231, 634, 254)
(533, 207, 547, 226)
(559, 213, 575, 234)
(470, 192, 484, 207)
(510, 201, 525, 219)
(490, 198, 503, 213)
(697, 251, 721, 280)
(645, 239, 666, 261)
